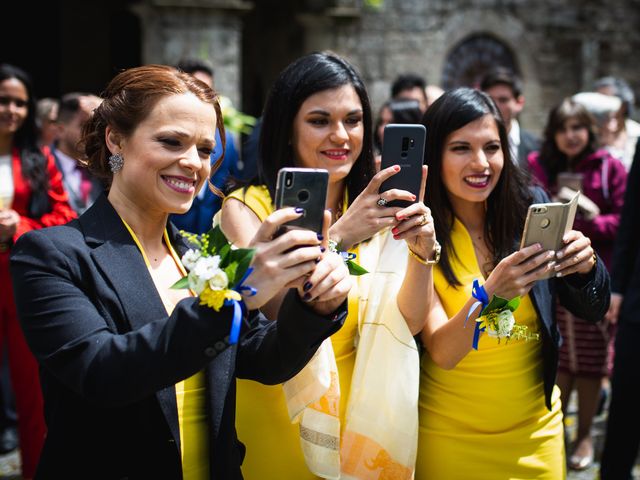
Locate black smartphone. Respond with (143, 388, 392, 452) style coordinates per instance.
(274, 167, 329, 233)
(379, 123, 427, 208)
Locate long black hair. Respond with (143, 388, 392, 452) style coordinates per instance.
(0, 63, 51, 217)
(253, 51, 375, 206)
(422, 87, 531, 286)
(538, 98, 598, 187)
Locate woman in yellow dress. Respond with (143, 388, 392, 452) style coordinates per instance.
(220, 51, 439, 479)
(415, 87, 611, 478)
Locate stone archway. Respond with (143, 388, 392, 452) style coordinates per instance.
(442, 34, 519, 90)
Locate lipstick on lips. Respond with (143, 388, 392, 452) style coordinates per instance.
(322, 149, 349, 161)
(464, 174, 490, 189)
(162, 175, 197, 194)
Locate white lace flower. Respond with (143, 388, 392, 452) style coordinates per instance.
(181, 249, 202, 271)
(192, 255, 222, 280)
(208, 269, 229, 291)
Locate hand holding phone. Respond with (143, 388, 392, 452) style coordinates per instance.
(274, 168, 329, 233)
(379, 124, 426, 208)
(520, 190, 580, 279)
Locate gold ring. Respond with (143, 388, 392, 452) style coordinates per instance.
(419, 213, 428, 226)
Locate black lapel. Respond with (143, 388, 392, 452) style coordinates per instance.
(79, 195, 182, 447)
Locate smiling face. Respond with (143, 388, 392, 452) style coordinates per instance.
(554, 117, 589, 160)
(291, 84, 364, 185)
(441, 114, 504, 212)
(107, 92, 216, 218)
(0, 78, 29, 139)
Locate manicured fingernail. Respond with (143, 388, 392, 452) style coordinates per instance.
(394, 165, 400, 171)
(303, 281, 313, 292)
(317, 233, 324, 241)
(396, 215, 405, 221)
(320, 247, 326, 253)
(295, 207, 304, 214)
(303, 292, 312, 301)
(391, 227, 399, 235)
(411, 195, 416, 200)
(315, 257, 321, 264)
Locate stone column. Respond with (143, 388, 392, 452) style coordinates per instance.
(132, 0, 252, 108)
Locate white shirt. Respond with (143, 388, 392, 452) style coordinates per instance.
(55, 149, 82, 197)
(0, 154, 14, 209)
(508, 119, 521, 165)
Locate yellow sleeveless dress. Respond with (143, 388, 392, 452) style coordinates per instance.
(416, 217, 565, 480)
(225, 186, 360, 480)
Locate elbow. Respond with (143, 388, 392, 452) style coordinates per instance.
(426, 344, 460, 370)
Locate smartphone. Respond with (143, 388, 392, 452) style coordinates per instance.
(379, 123, 427, 208)
(520, 191, 580, 278)
(274, 167, 329, 233)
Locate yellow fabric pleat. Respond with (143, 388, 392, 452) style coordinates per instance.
(121, 219, 209, 480)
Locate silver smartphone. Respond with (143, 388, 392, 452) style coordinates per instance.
(520, 191, 580, 279)
(379, 124, 426, 208)
(274, 167, 329, 233)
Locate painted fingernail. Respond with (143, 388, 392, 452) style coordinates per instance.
(317, 233, 324, 241)
(394, 165, 400, 171)
(303, 292, 312, 301)
(303, 281, 313, 292)
(392, 227, 399, 235)
(295, 207, 304, 214)
(411, 195, 416, 200)
(396, 215, 405, 221)
(320, 247, 326, 253)
(315, 257, 321, 264)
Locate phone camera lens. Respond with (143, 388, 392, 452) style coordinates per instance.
(285, 173, 293, 188)
(298, 189, 310, 203)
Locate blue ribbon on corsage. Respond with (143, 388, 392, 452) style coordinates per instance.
(464, 279, 489, 350)
(226, 267, 257, 345)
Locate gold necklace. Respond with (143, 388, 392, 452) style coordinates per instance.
(470, 234, 494, 275)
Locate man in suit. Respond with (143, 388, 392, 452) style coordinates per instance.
(480, 66, 540, 170)
(52, 93, 103, 215)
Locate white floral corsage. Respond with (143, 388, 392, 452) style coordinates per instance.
(171, 225, 256, 344)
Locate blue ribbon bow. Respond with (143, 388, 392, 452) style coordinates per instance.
(464, 279, 489, 350)
(225, 267, 257, 345)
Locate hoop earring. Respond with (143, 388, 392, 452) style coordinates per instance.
(108, 153, 124, 173)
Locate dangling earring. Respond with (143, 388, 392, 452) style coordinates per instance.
(108, 153, 124, 173)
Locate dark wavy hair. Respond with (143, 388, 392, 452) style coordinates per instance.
(253, 51, 375, 206)
(80, 64, 224, 189)
(537, 98, 598, 186)
(0, 63, 51, 217)
(421, 87, 531, 286)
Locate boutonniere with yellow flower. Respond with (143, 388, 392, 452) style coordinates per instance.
(466, 279, 539, 349)
(171, 225, 256, 344)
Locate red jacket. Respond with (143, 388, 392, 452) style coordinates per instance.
(7, 146, 77, 245)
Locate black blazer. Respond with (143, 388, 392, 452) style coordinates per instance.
(610, 142, 640, 323)
(527, 186, 610, 409)
(10, 194, 346, 479)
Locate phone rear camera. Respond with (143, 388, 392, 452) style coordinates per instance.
(297, 189, 310, 203)
(410, 138, 415, 148)
(285, 173, 293, 188)
(401, 137, 409, 152)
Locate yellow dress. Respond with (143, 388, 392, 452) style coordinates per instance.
(416, 218, 565, 480)
(225, 186, 360, 480)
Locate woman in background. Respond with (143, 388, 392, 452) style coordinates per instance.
(0, 63, 76, 479)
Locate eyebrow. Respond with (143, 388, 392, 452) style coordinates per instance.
(306, 108, 363, 116)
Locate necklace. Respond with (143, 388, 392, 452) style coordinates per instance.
(470, 234, 494, 275)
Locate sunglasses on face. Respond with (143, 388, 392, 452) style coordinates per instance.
(0, 96, 28, 108)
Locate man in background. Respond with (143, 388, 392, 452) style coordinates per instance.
(480, 66, 540, 170)
(391, 72, 429, 114)
(51, 93, 103, 215)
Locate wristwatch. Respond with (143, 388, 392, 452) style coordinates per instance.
(425, 240, 441, 265)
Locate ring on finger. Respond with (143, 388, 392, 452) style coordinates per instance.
(419, 213, 429, 226)
(377, 197, 388, 207)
